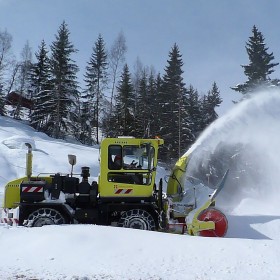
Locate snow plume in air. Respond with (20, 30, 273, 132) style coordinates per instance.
(185, 88, 280, 214)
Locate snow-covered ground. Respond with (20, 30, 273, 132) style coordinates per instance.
(1, 90, 280, 279)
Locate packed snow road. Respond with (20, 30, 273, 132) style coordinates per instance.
(0, 216, 280, 280)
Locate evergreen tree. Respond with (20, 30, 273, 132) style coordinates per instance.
(79, 100, 94, 145)
(131, 58, 144, 136)
(101, 105, 118, 137)
(201, 82, 222, 127)
(159, 43, 187, 160)
(49, 21, 79, 139)
(132, 69, 162, 139)
(134, 68, 157, 138)
(189, 86, 202, 134)
(145, 70, 159, 137)
(180, 87, 196, 152)
(29, 40, 52, 131)
(84, 34, 108, 144)
(114, 64, 135, 136)
(150, 73, 162, 137)
(232, 25, 279, 95)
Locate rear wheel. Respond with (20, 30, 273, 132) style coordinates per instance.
(25, 208, 65, 227)
(118, 209, 156, 231)
(197, 207, 228, 237)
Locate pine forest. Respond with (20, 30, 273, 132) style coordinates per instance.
(0, 22, 278, 162)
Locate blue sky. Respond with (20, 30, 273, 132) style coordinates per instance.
(0, 0, 279, 114)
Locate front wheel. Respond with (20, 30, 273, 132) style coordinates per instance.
(24, 208, 65, 227)
(118, 209, 156, 231)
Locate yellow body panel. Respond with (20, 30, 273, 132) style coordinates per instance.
(3, 176, 53, 209)
(3, 177, 27, 208)
(186, 170, 229, 235)
(166, 154, 189, 201)
(186, 199, 215, 236)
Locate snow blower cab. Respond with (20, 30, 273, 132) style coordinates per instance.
(98, 137, 163, 198)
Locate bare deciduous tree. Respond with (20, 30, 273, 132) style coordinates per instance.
(0, 29, 13, 91)
(108, 31, 127, 110)
(13, 41, 33, 119)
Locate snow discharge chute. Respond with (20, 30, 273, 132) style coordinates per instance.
(165, 145, 229, 237)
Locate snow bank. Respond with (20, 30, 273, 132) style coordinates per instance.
(0, 224, 280, 280)
(2, 135, 36, 150)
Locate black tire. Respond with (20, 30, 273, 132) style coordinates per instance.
(118, 209, 156, 231)
(25, 208, 65, 227)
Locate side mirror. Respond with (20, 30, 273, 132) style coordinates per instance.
(68, 154, 77, 166)
(68, 154, 76, 177)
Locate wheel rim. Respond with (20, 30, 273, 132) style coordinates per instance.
(26, 208, 65, 227)
(197, 208, 228, 237)
(118, 209, 156, 231)
(127, 217, 148, 229)
(33, 217, 55, 227)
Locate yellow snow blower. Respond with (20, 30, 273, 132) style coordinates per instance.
(1, 137, 228, 237)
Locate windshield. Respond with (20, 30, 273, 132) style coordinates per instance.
(108, 144, 155, 170)
(123, 144, 155, 170)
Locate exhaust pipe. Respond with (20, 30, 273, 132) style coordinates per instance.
(25, 143, 33, 180)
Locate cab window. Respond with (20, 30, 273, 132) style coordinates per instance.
(108, 145, 122, 170)
(123, 145, 155, 170)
